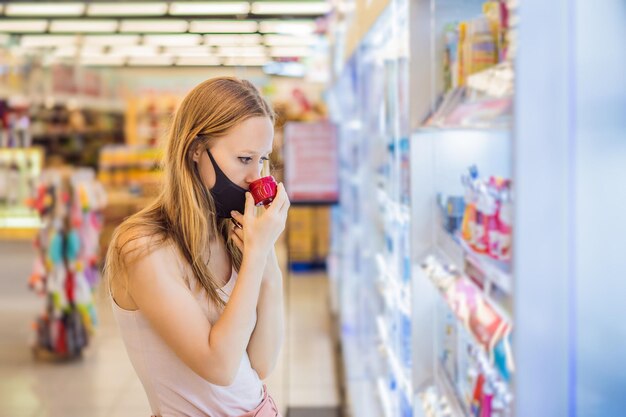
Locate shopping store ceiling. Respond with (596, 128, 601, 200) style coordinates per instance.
(0, 1, 331, 68)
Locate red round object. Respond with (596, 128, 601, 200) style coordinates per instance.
(249, 176, 278, 207)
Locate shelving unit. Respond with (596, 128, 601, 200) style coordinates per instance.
(331, 0, 626, 415)
(409, 0, 516, 412)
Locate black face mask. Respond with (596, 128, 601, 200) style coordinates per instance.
(206, 149, 247, 218)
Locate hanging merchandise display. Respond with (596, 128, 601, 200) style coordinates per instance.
(28, 168, 107, 359)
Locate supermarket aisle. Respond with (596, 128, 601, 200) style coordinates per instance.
(0, 240, 340, 417)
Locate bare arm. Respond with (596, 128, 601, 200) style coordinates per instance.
(126, 188, 289, 386)
(246, 248, 284, 379)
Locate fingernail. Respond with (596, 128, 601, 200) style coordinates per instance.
(231, 210, 236, 216)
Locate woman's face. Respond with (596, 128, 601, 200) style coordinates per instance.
(192, 116, 274, 190)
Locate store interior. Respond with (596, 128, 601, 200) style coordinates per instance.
(1, 0, 625, 417)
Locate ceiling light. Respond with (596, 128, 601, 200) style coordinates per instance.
(49, 20, 119, 33)
(270, 46, 311, 57)
(189, 20, 258, 33)
(87, 2, 168, 16)
(263, 34, 316, 46)
(81, 56, 126, 66)
(83, 35, 141, 46)
(259, 20, 316, 35)
(223, 56, 268, 66)
(109, 45, 161, 57)
(205, 34, 262, 46)
(53, 46, 78, 57)
(55, 46, 105, 58)
(120, 20, 188, 33)
(21, 35, 77, 47)
(176, 56, 222, 66)
(169, 2, 250, 15)
(251, 2, 330, 15)
(217, 46, 267, 57)
(143, 34, 202, 46)
(164, 46, 213, 57)
(0, 20, 48, 33)
(5, 2, 85, 16)
(128, 56, 175, 66)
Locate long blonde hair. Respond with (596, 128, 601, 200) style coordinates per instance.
(105, 77, 274, 308)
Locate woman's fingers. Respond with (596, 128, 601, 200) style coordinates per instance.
(268, 183, 289, 213)
(230, 211, 244, 228)
(231, 232, 244, 251)
(243, 192, 255, 219)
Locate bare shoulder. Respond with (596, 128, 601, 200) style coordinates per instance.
(110, 230, 187, 310)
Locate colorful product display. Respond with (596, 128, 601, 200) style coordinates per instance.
(422, 255, 514, 417)
(460, 166, 512, 263)
(443, 1, 510, 91)
(0, 100, 32, 148)
(28, 168, 107, 359)
(98, 145, 162, 192)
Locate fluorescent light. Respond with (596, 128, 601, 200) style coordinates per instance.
(205, 34, 262, 46)
(87, 2, 168, 16)
(270, 46, 311, 57)
(55, 46, 104, 58)
(83, 35, 141, 46)
(223, 56, 268, 66)
(189, 20, 258, 33)
(217, 46, 267, 57)
(143, 34, 202, 46)
(0, 20, 48, 33)
(169, 2, 250, 15)
(21, 35, 77, 47)
(81, 56, 126, 66)
(128, 56, 174, 66)
(263, 34, 316, 46)
(109, 45, 161, 57)
(251, 2, 330, 15)
(49, 20, 119, 33)
(53, 46, 78, 57)
(120, 20, 188, 33)
(259, 20, 316, 35)
(6, 2, 85, 16)
(165, 46, 213, 57)
(176, 56, 222, 66)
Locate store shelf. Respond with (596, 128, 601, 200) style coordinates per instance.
(377, 378, 393, 417)
(383, 343, 413, 407)
(375, 253, 411, 317)
(438, 227, 513, 296)
(435, 364, 470, 417)
(422, 254, 513, 379)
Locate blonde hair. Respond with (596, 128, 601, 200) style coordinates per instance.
(105, 77, 274, 308)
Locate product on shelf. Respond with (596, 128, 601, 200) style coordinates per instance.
(98, 145, 162, 193)
(0, 148, 43, 231)
(28, 168, 107, 359)
(460, 166, 512, 263)
(426, 0, 516, 128)
(0, 99, 32, 148)
(422, 256, 514, 417)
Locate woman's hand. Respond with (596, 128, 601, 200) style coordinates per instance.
(230, 183, 289, 258)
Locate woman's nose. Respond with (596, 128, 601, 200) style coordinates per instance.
(245, 170, 261, 185)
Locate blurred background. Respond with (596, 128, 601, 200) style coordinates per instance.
(0, 1, 625, 417)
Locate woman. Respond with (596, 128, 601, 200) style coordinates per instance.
(105, 77, 289, 417)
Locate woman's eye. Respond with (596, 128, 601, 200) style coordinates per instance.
(260, 157, 270, 165)
(238, 157, 253, 164)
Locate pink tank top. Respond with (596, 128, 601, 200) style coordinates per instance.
(111, 267, 264, 417)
